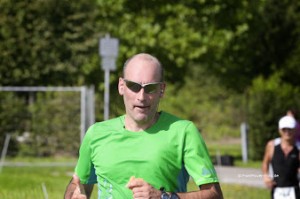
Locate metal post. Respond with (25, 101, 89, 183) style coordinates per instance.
(41, 182, 48, 199)
(99, 34, 119, 121)
(104, 69, 110, 121)
(241, 122, 248, 163)
(0, 133, 11, 173)
(87, 86, 95, 126)
(80, 86, 86, 143)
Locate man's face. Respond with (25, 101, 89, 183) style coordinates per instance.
(118, 56, 165, 127)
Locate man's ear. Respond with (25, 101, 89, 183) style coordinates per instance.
(118, 78, 124, 96)
(159, 83, 166, 98)
(160, 90, 164, 97)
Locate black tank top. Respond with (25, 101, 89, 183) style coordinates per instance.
(271, 144, 299, 187)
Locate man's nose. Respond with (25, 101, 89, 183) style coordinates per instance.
(136, 88, 147, 100)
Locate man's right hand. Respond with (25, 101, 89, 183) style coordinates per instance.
(263, 175, 276, 190)
(64, 174, 87, 199)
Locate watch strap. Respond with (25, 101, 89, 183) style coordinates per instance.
(170, 192, 179, 199)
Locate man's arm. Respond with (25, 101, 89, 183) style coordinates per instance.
(126, 177, 223, 199)
(298, 151, 300, 181)
(64, 175, 94, 199)
(177, 183, 223, 199)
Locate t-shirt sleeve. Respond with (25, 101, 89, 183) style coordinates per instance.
(183, 122, 219, 186)
(75, 125, 96, 184)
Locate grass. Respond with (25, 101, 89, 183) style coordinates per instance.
(188, 179, 269, 199)
(220, 184, 269, 198)
(0, 166, 73, 199)
(0, 163, 269, 199)
(205, 139, 263, 168)
(0, 139, 268, 198)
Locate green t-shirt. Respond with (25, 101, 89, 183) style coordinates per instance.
(75, 111, 218, 198)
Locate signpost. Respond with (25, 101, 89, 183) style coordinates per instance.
(241, 122, 248, 163)
(99, 34, 119, 120)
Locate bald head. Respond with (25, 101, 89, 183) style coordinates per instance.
(122, 53, 164, 82)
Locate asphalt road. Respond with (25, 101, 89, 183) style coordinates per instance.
(215, 166, 265, 188)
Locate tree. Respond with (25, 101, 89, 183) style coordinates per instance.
(1, 0, 300, 159)
(214, 0, 300, 91)
(29, 92, 81, 156)
(0, 92, 29, 156)
(160, 65, 245, 140)
(0, 0, 101, 86)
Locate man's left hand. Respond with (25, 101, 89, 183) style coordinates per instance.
(126, 176, 161, 199)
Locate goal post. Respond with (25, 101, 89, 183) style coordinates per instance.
(0, 86, 95, 152)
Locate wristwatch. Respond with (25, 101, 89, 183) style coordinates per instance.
(161, 191, 170, 199)
(160, 187, 179, 199)
(160, 187, 169, 199)
(170, 193, 179, 199)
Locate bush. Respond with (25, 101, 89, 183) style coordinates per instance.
(0, 91, 81, 157)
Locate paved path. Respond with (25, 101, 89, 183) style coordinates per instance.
(215, 166, 265, 188)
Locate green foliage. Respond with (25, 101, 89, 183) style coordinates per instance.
(0, 93, 29, 156)
(95, 0, 251, 84)
(26, 92, 81, 156)
(0, 92, 81, 157)
(1, 0, 299, 89)
(160, 65, 245, 140)
(217, 0, 300, 91)
(0, 93, 29, 135)
(30, 92, 80, 155)
(0, 0, 101, 86)
(1, 0, 300, 160)
(247, 73, 300, 160)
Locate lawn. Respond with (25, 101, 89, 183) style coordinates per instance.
(0, 163, 269, 199)
(0, 139, 269, 198)
(205, 138, 263, 168)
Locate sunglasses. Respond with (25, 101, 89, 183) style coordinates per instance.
(123, 79, 162, 94)
(281, 128, 294, 133)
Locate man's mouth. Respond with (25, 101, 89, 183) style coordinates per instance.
(134, 105, 150, 110)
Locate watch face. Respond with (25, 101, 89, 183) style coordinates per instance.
(161, 192, 169, 199)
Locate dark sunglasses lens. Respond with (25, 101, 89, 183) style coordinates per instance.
(282, 128, 293, 132)
(126, 81, 142, 92)
(144, 84, 159, 93)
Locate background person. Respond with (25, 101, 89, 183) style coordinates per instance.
(287, 109, 300, 149)
(64, 53, 223, 199)
(262, 115, 300, 199)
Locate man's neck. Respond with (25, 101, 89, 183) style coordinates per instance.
(281, 138, 295, 147)
(124, 112, 160, 132)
